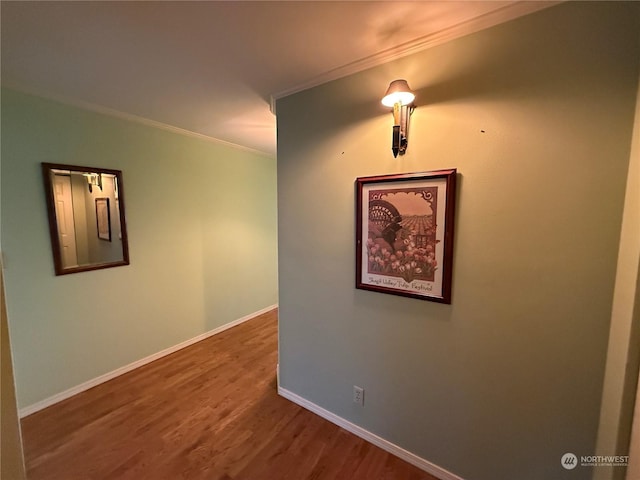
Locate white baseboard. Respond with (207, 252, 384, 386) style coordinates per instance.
(278, 387, 465, 480)
(19, 305, 278, 418)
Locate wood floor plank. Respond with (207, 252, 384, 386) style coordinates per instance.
(21, 310, 438, 479)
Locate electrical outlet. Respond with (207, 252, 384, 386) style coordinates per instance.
(353, 385, 364, 406)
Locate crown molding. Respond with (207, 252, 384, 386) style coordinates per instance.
(270, 1, 560, 114)
(2, 83, 274, 158)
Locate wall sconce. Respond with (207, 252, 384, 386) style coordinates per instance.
(381, 79, 415, 158)
(83, 172, 102, 193)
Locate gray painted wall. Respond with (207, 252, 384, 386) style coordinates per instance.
(276, 3, 640, 480)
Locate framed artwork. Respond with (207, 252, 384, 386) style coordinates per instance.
(355, 169, 457, 303)
(95, 198, 111, 241)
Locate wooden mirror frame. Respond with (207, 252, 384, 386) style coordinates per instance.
(42, 162, 130, 275)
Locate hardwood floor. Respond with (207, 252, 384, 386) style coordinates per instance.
(21, 310, 437, 480)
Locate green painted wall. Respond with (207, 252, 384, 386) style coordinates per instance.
(276, 3, 639, 480)
(1, 88, 278, 408)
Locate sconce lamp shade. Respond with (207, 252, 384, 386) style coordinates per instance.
(381, 79, 416, 157)
(82, 172, 103, 193)
(381, 79, 415, 107)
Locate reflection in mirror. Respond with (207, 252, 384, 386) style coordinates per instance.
(42, 163, 130, 275)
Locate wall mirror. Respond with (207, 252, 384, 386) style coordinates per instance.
(42, 163, 130, 275)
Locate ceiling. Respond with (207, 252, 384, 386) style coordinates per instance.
(1, 1, 555, 156)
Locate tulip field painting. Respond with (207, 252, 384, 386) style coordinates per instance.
(355, 170, 457, 304)
(366, 186, 438, 283)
